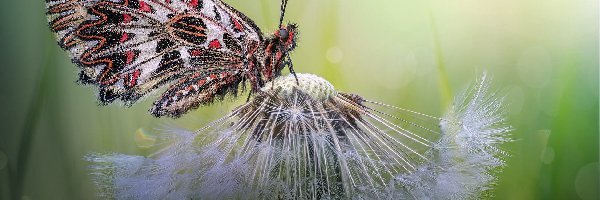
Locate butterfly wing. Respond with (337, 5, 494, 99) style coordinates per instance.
(46, 0, 263, 117)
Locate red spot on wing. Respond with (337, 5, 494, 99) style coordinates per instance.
(197, 79, 206, 86)
(120, 32, 129, 43)
(220, 72, 229, 78)
(122, 14, 133, 23)
(232, 17, 243, 31)
(186, 85, 194, 92)
(139, 1, 152, 12)
(125, 50, 136, 64)
(189, 0, 199, 7)
(129, 69, 141, 87)
(208, 39, 221, 49)
(190, 49, 203, 56)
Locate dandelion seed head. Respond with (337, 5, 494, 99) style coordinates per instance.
(262, 73, 337, 101)
(86, 73, 512, 199)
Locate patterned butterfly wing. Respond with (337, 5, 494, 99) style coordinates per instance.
(46, 0, 263, 117)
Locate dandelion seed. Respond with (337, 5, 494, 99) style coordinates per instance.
(394, 73, 513, 199)
(87, 73, 511, 199)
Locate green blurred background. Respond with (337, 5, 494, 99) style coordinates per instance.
(0, 0, 597, 199)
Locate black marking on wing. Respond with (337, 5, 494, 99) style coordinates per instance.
(213, 6, 221, 21)
(156, 38, 176, 53)
(223, 33, 241, 52)
(155, 50, 184, 76)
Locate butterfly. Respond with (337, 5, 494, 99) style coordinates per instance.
(45, 0, 298, 118)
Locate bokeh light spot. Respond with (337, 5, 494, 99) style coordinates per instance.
(507, 85, 525, 116)
(326, 46, 343, 64)
(135, 128, 157, 148)
(575, 162, 599, 200)
(516, 46, 554, 89)
(540, 147, 554, 164)
(374, 49, 417, 90)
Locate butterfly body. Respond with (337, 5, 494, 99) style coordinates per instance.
(46, 0, 297, 117)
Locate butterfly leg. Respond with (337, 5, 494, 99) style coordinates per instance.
(286, 54, 299, 85)
(252, 62, 263, 90)
(243, 60, 262, 102)
(246, 89, 253, 102)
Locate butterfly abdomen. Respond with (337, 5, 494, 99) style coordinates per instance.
(151, 69, 242, 117)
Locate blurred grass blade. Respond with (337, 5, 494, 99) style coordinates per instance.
(428, 11, 452, 110)
(9, 35, 56, 200)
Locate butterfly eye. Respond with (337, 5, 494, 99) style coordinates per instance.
(279, 29, 289, 41)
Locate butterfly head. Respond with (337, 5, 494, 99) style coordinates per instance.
(275, 23, 298, 52)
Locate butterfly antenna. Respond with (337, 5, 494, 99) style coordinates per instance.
(279, 0, 289, 28)
(279, 0, 297, 84)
